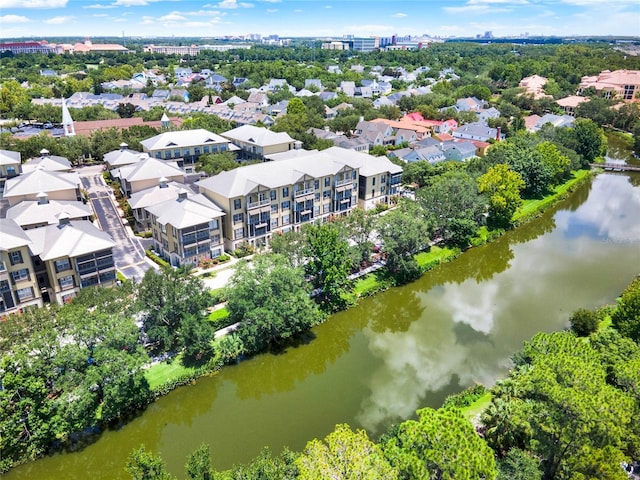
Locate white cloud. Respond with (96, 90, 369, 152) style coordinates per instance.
(262, 0, 280, 2)
(266, 8, 277, 13)
(216, 0, 253, 8)
(443, 4, 510, 13)
(324, 4, 332, 8)
(159, 12, 186, 21)
(392, 12, 407, 18)
(293, 9, 302, 13)
(83, 3, 116, 8)
(0, 0, 66, 7)
(113, 0, 149, 5)
(44, 15, 74, 24)
(468, 0, 528, 4)
(0, 14, 29, 23)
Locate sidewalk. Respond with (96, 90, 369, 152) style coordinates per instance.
(193, 255, 251, 290)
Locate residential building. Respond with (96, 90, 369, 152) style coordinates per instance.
(0, 149, 21, 192)
(556, 96, 589, 116)
(532, 114, 575, 132)
(578, 69, 640, 102)
(146, 190, 225, 268)
(6, 193, 92, 230)
(22, 149, 72, 173)
(104, 144, 150, 169)
(455, 97, 485, 112)
(0, 41, 61, 55)
(519, 75, 552, 99)
(351, 37, 377, 52)
(3, 168, 82, 206)
(442, 141, 478, 161)
(128, 178, 191, 230)
(452, 122, 504, 142)
(196, 147, 401, 251)
(0, 219, 42, 315)
(221, 125, 299, 161)
(25, 216, 116, 305)
(111, 157, 185, 197)
(140, 129, 237, 173)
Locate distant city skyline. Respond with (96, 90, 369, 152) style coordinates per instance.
(1, 0, 639, 40)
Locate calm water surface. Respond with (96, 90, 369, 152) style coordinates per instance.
(7, 172, 640, 480)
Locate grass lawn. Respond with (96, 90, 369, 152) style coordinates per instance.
(460, 391, 493, 423)
(415, 246, 459, 268)
(353, 273, 381, 296)
(144, 356, 196, 390)
(208, 307, 229, 322)
(514, 169, 591, 222)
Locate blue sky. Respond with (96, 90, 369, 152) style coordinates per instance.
(1, 0, 639, 39)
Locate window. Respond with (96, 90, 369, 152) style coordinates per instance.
(16, 287, 34, 301)
(271, 217, 278, 228)
(184, 148, 190, 156)
(282, 214, 290, 225)
(271, 204, 278, 213)
(233, 213, 244, 224)
(324, 177, 330, 187)
(9, 251, 23, 266)
(281, 200, 290, 210)
(174, 149, 181, 157)
(11, 269, 29, 283)
(164, 151, 171, 159)
(234, 198, 242, 210)
(209, 219, 219, 230)
(234, 227, 244, 240)
(203, 146, 210, 154)
(323, 190, 331, 199)
(59, 275, 74, 289)
(0, 260, 5, 272)
(323, 203, 331, 213)
(372, 177, 376, 186)
(381, 175, 387, 183)
(282, 187, 289, 197)
(270, 190, 277, 201)
(315, 193, 320, 201)
(352, 170, 357, 179)
(211, 234, 220, 244)
(314, 179, 319, 189)
(155, 152, 162, 158)
(314, 206, 320, 215)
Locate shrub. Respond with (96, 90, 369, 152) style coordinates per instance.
(569, 308, 599, 337)
(145, 248, 170, 268)
(442, 384, 487, 409)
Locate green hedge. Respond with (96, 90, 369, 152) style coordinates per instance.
(145, 248, 170, 268)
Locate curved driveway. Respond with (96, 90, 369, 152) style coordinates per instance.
(78, 165, 155, 281)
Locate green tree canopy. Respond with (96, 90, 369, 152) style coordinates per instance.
(383, 407, 497, 480)
(477, 164, 524, 228)
(297, 423, 398, 480)
(226, 254, 324, 354)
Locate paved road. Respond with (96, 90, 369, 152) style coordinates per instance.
(78, 166, 155, 281)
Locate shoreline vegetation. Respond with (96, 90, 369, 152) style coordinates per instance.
(142, 167, 595, 409)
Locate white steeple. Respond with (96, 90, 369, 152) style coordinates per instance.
(61, 97, 75, 137)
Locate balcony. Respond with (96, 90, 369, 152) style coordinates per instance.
(247, 198, 271, 210)
(335, 178, 352, 187)
(294, 188, 314, 198)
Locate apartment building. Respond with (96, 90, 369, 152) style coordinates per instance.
(196, 147, 401, 251)
(6, 193, 92, 230)
(0, 219, 42, 316)
(0, 149, 21, 193)
(25, 216, 116, 305)
(140, 129, 238, 173)
(146, 190, 225, 268)
(221, 125, 299, 161)
(3, 168, 82, 207)
(111, 156, 184, 197)
(578, 69, 640, 102)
